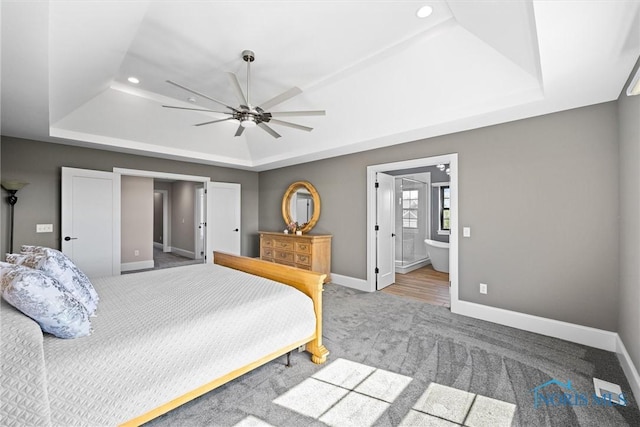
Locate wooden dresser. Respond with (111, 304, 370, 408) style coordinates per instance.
(259, 231, 332, 283)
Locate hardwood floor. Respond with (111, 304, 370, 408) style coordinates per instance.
(382, 265, 450, 307)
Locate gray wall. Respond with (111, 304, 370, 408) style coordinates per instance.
(618, 58, 640, 371)
(121, 176, 153, 264)
(170, 181, 196, 255)
(259, 102, 620, 331)
(0, 137, 260, 259)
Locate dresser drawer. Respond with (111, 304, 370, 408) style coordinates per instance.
(261, 247, 274, 259)
(295, 241, 311, 254)
(274, 239, 294, 251)
(259, 231, 332, 284)
(274, 250, 295, 263)
(295, 253, 311, 266)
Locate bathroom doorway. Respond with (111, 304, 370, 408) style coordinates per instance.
(367, 154, 458, 310)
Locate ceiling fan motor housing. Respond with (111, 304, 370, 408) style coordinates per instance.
(242, 50, 255, 62)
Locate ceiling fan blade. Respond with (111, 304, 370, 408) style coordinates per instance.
(269, 110, 325, 117)
(257, 122, 281, 138)
(162, 105, 232, 114)
(166, 80, 238, 112)
(194, 117, 235, 127)
(227, 72, 248, 106)
(234, 125, 245, 137)
(257, 87, 303, 110)
(269, 118, 313, 132)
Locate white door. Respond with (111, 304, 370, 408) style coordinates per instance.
(207, 182, 241, 257)
(61, 167, 120, 277)
(376, 172, 395, 289)
(194, 186, 205, 260)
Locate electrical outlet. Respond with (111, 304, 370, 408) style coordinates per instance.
(134, 250, 139, 256)
(479, 283, 488, 294)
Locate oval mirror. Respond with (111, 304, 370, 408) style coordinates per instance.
(281, 181, 321, 233)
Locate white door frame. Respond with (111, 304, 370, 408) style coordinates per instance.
(366, 153, 459, 311)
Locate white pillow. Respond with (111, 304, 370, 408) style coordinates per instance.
(0, 262, 92, 339)
(16, 246, 99, 315)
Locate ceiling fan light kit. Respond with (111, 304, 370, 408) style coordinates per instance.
(163, 49, 325, 138)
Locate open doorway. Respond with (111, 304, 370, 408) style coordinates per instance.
(149, 179, 205, 272)
(366, 154, 459, 311)
(121, 177, 204, 273)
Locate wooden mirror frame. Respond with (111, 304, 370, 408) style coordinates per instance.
(281, 181, 321, 233)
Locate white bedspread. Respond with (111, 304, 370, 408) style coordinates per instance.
(43, 263, 316, 426)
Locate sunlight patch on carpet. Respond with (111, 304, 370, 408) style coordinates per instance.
(268, 358, 516, 427)
(273, 358, 411, 426)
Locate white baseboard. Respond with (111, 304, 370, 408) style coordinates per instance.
(330, 273, 370, 292)
(453, 300, 618, 352)
(153, 242, 163, 249)
(121, 260, 155, 272)
(171, 247, 195, 259)
(616, 335, 640, 405)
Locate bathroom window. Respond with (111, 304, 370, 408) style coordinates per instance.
(402, 190, 419, 229)
(439, 186, 450, 234)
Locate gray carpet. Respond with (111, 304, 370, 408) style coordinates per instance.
(145, 284, 639, 426)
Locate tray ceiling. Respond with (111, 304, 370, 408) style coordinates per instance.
(2, 1, 639, 171)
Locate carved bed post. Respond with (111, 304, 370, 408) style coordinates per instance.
(305, 281, 329, 364)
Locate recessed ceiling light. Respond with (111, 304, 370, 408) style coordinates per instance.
(127, 76, 140, 84)
(416, 5, 433, 18)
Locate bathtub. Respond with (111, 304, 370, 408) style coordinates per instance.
(424, 239, 449, 273)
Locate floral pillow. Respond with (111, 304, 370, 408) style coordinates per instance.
(17, 246, 99, 315)
(0, 262, 92, 339)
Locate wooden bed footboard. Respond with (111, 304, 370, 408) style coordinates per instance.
(213, 251, 329, 364)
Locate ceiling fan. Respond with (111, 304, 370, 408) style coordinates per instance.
(163, 50, 325, 138)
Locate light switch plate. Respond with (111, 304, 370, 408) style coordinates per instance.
(36, 224, 53, 233)
(463, 227, 471, 237)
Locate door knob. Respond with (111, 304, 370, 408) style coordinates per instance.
(233, 228, 239, 232)
(64, 236, 78, 241)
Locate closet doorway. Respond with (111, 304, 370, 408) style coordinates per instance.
(62, 167, 240, 277)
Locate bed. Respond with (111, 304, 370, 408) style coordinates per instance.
(0, 251, 329, 426)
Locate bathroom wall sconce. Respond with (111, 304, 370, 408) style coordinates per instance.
(2, 180, 29, 253)
(437, 164, 450, 175)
